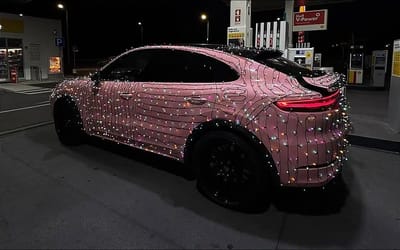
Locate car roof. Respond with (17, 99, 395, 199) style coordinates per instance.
(184, 44, 283, 60)
(100, 44, 283, 71)
(141, 44, 283, 60)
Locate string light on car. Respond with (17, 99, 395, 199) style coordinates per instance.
(50, 45, 350, 188)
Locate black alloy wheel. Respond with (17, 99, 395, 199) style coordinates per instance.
(54, 100, 84, 146)
(192, 131, 270, 212)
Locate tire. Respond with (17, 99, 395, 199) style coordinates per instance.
(192, 130, 270, 212)
(53, 99, 85, 146)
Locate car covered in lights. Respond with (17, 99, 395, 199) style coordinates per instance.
(50, 45, 350, 210)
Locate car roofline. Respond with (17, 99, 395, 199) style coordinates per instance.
(100, 44, 283, 71)
(137, 44, 283, 60)
(172, 43, 284, 60)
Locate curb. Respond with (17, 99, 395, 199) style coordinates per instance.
(348, 135, 400, 153)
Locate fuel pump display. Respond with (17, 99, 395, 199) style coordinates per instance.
(287, 48, 314, 70)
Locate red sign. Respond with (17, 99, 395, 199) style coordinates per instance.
(234, 9, 241, 24)
(293, 9, 328, 32)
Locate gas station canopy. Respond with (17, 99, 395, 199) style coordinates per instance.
(222, 0, 355, 11)
(1, 0, 357, 10)
(0, 0, 30, 4)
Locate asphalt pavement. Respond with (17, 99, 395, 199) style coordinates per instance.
(0, 80, 58, 134)
(346, 88, 400, 152)
(0, 80, 399, 248)
(0, 124, 399, 249)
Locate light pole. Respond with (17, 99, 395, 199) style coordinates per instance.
(57, 3, 70, 74)
(72, 46, 79, 74)
(201, 13, 209, 44)
(138, 22, 144, 45)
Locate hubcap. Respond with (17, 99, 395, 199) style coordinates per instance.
(200, 139, 253, 205)
(55, 105, 80, 134)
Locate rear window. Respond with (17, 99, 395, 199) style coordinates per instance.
(256, 56, 313, 77)
(215, 46, 319, 77)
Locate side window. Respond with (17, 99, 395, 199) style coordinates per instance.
(140, 49, 239, 83)
(211, 56, 240, 82)
(100, 50, 151, 81)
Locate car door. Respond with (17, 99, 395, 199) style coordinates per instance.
(86, 50, 150, 143)
(133, 49, 221, 160)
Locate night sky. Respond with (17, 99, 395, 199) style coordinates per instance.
(2, 0, 400, 68)
(65, 0, 230, 61)
(1, 0, 230, 64)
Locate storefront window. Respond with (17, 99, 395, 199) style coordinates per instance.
(0, 48, 7, 80)
(0, 38, 24, 81)
(7, 38, 22, 48)
(0, 38, 6, 48)
(8, 48, 24, 77)
(0, 38, 7, 80)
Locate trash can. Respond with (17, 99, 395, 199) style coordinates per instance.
(10, 68, 18, 83)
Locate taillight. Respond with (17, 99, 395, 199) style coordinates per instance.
(274, 90, 340, 112)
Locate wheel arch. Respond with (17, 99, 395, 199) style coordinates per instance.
(52, 94, 85, 131)
(184, 119, 279, 183)
(52, 95, 80, 117)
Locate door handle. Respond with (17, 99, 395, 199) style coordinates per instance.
(120, 93, 133, 100)
(185, 96, 207, 105)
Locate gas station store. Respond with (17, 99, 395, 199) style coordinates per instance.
(0, 12, 63, 83)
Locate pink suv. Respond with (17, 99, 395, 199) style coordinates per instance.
(50, 45, 350, 210)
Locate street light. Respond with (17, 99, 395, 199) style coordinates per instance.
(200, 13, 209, 44)
(72, 46, 79, 74)
(138, 22, 144, 45)
(57, 3, 71, 74)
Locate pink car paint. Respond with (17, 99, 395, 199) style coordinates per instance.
(51, 45, 350, 187)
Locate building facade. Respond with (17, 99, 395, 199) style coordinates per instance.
(0, 12, 63, 82)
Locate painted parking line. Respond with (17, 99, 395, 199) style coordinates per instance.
(0, 103, 50, 114)
(16, 89, 53, 95)
(0, 84, 53, 95)
(0, 121, 54, 136)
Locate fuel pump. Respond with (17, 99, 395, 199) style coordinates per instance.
(371, 50, 388, 87)
(348, 45, 364, 84)
(287, 47, 314, 70)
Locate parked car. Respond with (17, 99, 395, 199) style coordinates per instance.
(50, 45, 350, 210)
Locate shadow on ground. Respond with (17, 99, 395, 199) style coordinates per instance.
(83, 135, 350, 215)
(25, 127, 362, 248)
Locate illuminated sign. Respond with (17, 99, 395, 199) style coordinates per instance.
(234, 9, 241, 24)
(49, 57, 61, 73)
(55, 37, 64, 47)
(227, 26, 245, 47)
(0, 18, 24, 33)
(393, 39, 400, 78)
(293, 9, 328, 32)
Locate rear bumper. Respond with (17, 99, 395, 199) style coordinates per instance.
(283, 157, 345, 187)
(276, 129, 349, 187)
(251, 102, 350, 187)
